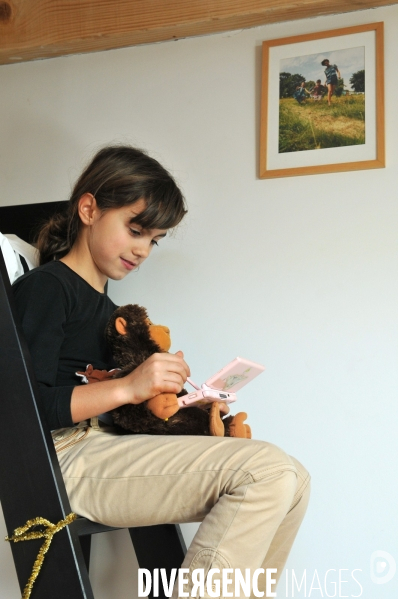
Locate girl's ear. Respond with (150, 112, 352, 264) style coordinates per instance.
(78, 193, 99, 226)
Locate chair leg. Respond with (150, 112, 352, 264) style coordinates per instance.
(129, 523, 186, 570)
(79, 534, 92, 572)
(129, 524, 186, 598)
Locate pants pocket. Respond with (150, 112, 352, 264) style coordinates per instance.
(52, 426, 90, 453)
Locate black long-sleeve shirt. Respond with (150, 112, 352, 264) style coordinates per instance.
(13, 261, 117, 429)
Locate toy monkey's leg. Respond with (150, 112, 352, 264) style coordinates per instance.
(224, 412, 252, 438)
(209, 403, 252, 438)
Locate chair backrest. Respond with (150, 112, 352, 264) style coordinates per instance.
(0, 248, 93, 599)
(0, 201, 68, 244)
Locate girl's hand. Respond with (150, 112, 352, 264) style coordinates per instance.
(218, 402, 230, 415)
(125, 351, 190, 405)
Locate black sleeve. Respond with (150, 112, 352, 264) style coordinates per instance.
(13, 272, 74, 430)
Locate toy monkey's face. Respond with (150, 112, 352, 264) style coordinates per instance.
(146, 320, 171, 352)
(115, 317, 171, 352)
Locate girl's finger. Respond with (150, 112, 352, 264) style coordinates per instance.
(148, 351, 190, 376)
(161, 352, 190, 377)
(218, 402, 230, 415)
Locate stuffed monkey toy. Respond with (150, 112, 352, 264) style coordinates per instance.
(78, 305, 251, 438)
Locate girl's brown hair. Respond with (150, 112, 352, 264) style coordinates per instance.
(36, 146, 187, 264)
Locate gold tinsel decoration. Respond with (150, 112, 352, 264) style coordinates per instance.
(5, 512, 78, 599)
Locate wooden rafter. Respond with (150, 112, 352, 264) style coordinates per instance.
(0, 0, 396, 65)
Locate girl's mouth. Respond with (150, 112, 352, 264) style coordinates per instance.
(121, 258, 137, 271)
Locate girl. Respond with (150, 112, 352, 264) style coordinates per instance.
(321, 59, 341, 106)
(13, 145, 310, 598)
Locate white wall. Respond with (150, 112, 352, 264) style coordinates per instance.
(1, 4, 398, 598)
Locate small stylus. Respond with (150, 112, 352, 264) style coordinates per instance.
(187, 377, 200, 390)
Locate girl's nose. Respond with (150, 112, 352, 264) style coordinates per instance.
(133, 242, 150, 259)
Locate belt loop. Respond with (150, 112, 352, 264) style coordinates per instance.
(90, 416, 101, 430)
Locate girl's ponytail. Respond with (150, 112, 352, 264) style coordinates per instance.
(36, 206, 79, 265)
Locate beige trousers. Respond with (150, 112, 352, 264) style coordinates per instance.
(53, 422, 310, 598)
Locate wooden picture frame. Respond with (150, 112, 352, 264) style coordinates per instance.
(259, 22, 385, 179)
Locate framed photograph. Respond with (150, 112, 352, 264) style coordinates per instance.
(259, 22, 384, 179)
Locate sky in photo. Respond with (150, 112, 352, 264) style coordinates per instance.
(280, 46, 365, 90)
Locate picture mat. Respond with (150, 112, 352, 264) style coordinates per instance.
(267, 31, 375, 170)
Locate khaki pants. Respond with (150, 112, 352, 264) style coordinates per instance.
(53, 422, 310, 598)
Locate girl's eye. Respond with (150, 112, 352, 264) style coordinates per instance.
(129, 227, 159, 246)
(129, 228, 141, 237)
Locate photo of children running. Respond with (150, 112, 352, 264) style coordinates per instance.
(278, 46, 365, 153)
(321, 59, 341, 105)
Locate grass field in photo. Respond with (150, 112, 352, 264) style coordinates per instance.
(279, 95, 365, 153)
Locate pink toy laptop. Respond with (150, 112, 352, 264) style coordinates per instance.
(178, 357, 265, 408)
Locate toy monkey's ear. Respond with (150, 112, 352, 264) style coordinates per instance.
(115, 317, 127, 336)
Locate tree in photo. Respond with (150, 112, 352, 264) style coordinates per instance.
(334, 77, 345, 97)
(279, 72, 305, 99)
(350, 69, 365, 93)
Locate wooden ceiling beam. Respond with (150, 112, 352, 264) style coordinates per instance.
(0, 0, 396, 65)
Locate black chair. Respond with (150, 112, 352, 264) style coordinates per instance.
(0, 246, 186, 599)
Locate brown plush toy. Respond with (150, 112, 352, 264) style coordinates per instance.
(78, 305, 251, 438)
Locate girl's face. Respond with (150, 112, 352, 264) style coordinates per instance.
(87, 199, 167, 282)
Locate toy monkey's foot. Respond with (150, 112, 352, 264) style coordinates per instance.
(209, 402, 225, 437)
(147, 393, 180, 420)
(227, 412, 252, 439)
